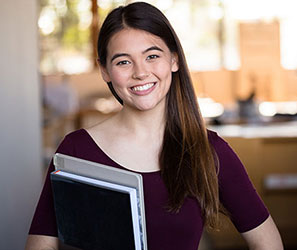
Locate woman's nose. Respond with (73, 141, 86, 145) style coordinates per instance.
(132, 62, 149, 80)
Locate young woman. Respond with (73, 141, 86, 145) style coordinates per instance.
(26, 2, 283, 250)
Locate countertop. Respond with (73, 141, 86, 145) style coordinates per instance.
(208, 120, 297, 138)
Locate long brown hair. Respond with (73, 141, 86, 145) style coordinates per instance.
(97, 1, 220, 229)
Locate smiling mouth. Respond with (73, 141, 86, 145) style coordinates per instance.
(131, 82, 156, 92)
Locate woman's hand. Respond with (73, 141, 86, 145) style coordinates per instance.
(241, 215, 283, 250)
(25, 235, 59, 250)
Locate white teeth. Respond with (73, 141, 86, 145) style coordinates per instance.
(131, 83, 154, 92)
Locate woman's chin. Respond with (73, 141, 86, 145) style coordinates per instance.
(125, 100, 163, 112)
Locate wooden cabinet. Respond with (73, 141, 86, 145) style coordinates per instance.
(208, 130, 297, 249)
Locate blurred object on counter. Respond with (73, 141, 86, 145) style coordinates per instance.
(264, 174, 297, 192)
(198, 96, 224, 119)
(237, 91, 261, 124)
(43, 75, 79, 115)
(259, 101, 297, 117)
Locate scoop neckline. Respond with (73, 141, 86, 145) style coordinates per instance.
(81, 128, 161, 175)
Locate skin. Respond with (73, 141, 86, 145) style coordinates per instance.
(242, 215, 283, 250)
(25, 235, 58, 250)
(25, 28, 283, 250)
(101, 28, 179, 112)
(91, 28, 178, 172)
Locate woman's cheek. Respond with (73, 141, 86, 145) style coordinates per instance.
(153, 62, 171, 78)
(110, 69, 130, 86)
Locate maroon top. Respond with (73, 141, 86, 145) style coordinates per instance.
(29, 129, 269, 250)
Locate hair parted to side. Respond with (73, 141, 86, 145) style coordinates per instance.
(97, 1, 221, 229)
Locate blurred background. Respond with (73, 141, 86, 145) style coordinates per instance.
(0, 0, 296, 249)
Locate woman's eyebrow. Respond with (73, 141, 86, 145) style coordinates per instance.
(143, 46, 164, 54)
(110, 46, 164, 63)
(110, 53, 129, 63)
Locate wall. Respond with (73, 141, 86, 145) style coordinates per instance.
(191, 68, 297, 105)
(191, 70, 236, 105)
(0, 1, 43, 249)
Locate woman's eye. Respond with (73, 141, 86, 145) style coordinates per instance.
(147, 55, 159, 60)
(116, 60, 130, 66)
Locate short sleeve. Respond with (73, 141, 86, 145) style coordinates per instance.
(28, 134, 75, 236)
(208, 130, 269, 233)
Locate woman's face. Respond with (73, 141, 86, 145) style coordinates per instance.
(100, 28, 178, 112)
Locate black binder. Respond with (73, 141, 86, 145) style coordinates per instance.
(51, 169, 143, 250)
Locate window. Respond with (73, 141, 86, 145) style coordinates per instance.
(38, 0, 93, 74)
(38, 0, 297, 75)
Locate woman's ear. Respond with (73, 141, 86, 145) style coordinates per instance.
(171, 53, 179, 72)
(98, 60, 111, 82)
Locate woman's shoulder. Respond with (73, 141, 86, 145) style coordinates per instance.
(61, 122, 109, 144)
(207, 129, 270, 233)
(207, 129, 228, 151)
(61, 128, 88, 144)
(55, 128, 94, 155)
(206, 129, 242, 171)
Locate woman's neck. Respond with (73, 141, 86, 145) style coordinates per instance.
(113, 101, 166, 140)
(87, 100, 166, 172)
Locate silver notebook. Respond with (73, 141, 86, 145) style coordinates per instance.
(53, 153, 148, 250)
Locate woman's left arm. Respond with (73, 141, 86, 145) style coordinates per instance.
(241, 215, 283, 250)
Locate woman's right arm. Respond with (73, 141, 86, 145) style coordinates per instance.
(26, 134, 76, 250)
(25, 235, 59, 250)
